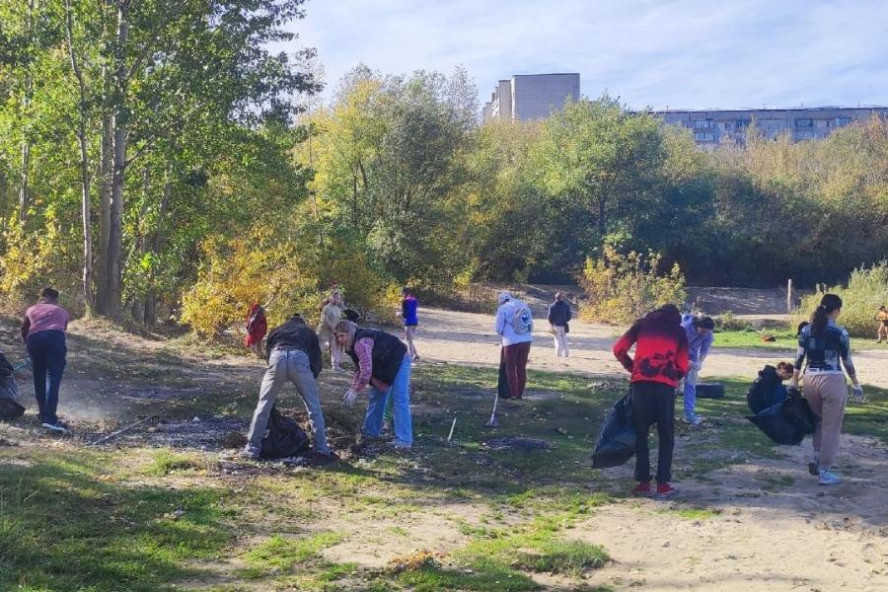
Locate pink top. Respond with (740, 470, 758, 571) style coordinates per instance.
(350, 337, 374, 391)
(21, 303, 69, 341)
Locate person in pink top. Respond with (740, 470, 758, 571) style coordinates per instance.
(21, 287, 69, 432)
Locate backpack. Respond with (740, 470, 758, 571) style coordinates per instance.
(260, 406, 310, 459)
(511, 301, 533, 335)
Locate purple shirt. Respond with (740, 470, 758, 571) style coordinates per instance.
(22, 303, 69, 341)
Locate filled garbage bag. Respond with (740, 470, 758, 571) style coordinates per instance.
(260, 406, 310, 459)
(592, 393, 636, 469)
(0, 376, 24, 421)
(747, 389, 817, 445)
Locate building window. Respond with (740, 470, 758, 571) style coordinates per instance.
(720, 121, 733, 131)
(736, 119, 751, 128)
(694, 132, 715, 142)
(759, 119, 784, 131)
(694, 119, 714, 129)
(795, 118, 813, 127)
(835, 117, 852, 127)
(795, 131, 815, 140)
(814, 119, 829, 129)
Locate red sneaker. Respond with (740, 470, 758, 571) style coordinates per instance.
(631, 482, 652, 495)
(656, 483, 676, 497)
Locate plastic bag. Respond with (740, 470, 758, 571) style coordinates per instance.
(747, 389, 817, 445)
(260, 406, 310, 459)
(0, 376, 24, 421)
(591, 393, 636, 468)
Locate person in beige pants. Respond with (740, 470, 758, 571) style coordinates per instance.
(790, 294, 863, 486)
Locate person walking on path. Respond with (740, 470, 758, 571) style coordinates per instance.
(495, 291, 533, 400)
(20, 287, 69, 432)
(401, 287, 420, 361)
(547, 292, 572, 358)
(242, 313, 334, 460)
(876, 305, 888, 344)
(335, 320, 413, 449)
(317, 291, 344, 371)
(613, 304, 689, 497)
(790, 294, 863, 485)
(680, 314, 714, 425)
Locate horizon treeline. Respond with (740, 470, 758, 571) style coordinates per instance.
(2, 2, 887, 331)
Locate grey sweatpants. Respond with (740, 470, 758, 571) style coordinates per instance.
(246, 348, 330, 454)
(804, 373, 847, 467)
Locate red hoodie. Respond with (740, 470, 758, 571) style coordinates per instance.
(613, 306, 690, 388)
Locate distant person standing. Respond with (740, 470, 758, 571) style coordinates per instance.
(317, 291, 344, 371)
(401, 287, 420, 361)
(613, 304, 689, 497)
(547, 292, 572, 358)
(876, 306, 888, 344)
(790, 294, 862, 485)
(495, 291, 533, 399)
(20, 287, 69, 432)
(680, 314, 714, 425)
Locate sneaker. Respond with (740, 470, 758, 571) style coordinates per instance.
(42, 422, 67, 433)
(684, 414, 703, 426)
(631, 481, 652, 496)
(818, 469, 842, 485)
(656, 483, 677, 497)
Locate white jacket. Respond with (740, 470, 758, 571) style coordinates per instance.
(495, 299, 533, 346)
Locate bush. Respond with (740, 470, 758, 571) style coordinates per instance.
(579, 246, 687, 324)
(715, 311, 755, 332)
(794, 262, 888, 338)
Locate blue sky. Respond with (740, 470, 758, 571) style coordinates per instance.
(282, 0, 888, 111)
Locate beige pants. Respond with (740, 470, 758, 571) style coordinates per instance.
(804, 373, 847, 467)
(552, 325, 569, 357)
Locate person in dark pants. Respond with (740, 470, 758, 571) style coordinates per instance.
(613, 304, 689, 497)
(20, 287, 69, 432)
(495, 291, 533, 399)
(547, 292, 572, 357)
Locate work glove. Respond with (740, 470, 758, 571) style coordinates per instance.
(787, 377, 799, 391)
(342, 388, 359, 408)
(851, 385, 865, 403)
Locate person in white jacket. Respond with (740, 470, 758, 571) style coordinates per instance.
(495, 291, 533, 399)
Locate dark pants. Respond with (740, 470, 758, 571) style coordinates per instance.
(632, 381, 675, 484)
(500, 342, 531, 399)
(27, 330, 67, 425)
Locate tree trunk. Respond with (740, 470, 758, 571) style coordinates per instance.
(17, 0, 37, 222)
(106, 6, 129, 320)
(18, 141, 30, 221)
(144, 165, 172, 326)
(96, 112, 113, 314)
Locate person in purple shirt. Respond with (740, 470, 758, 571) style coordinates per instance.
(401, 287, 420, 361)
(21, 287, 69, 432)
(680, 314, 714, 425)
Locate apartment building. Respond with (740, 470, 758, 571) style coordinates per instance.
(482, 73, 580, 122)
(658, 107, 888, 145)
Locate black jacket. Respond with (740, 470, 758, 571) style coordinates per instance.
(265, 316, 323, 377)
(547, 300, 572, 327)
(347, 328, 408, 387)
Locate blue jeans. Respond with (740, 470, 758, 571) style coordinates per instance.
(27, 330, 66, 425)
(363, 355, 412, 446)
(245, 348, 330, 454)
(682, 365, 699, 419)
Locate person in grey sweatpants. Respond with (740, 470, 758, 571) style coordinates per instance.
(242, 314, 332, 459)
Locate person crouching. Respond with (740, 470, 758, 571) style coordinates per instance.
(334, 320, 413, 450)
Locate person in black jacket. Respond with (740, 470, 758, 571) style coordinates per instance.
(334, 320, 413, 449)
(242, 314, 333, 460)
(547, 292, 572, 358)
(747, 362, 794, 414)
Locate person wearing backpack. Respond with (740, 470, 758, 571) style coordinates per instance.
(335, 320, 413, 449)
(241, 313, 335, 462)
(547, 292, 572, 358)
(495, 291, 533, 400)
(613, 304, 689, 497)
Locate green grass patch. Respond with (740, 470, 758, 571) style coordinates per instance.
(144, 450, 205, 476)
(239, 531, 344, 579)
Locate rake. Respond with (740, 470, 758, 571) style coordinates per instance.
(484, 391, 499, 428)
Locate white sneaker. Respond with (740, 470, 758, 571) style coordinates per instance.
(685, 414, 703, 426)
(818, 469, 842, 485)
(42, 422, 67, 433)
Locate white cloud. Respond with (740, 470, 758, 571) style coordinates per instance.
(279, 0, 888, 110)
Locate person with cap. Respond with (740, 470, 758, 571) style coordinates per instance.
(547, 292, 572, 358)
(680, 313, 715, 425)
(242, 313, 334, 461)
(790, 293, 862, 485)
(20, 287, 69, 432)
(495, 291, 533, 399)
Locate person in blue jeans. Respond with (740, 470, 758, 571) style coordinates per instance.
(335, 320, 412, 449)
(20, 287, 69, 432)
(680, 314, 714, 425)
(401, 287, 420, 361)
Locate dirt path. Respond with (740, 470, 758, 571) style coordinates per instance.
(412, 307, 888, 390)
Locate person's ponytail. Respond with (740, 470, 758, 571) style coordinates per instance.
(810, 294, 842, 336)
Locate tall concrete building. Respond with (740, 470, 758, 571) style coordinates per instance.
(482, 73, 580, 122)
(657, 107, 888, 145)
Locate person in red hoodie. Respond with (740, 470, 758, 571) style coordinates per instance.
(613, 304, 689, 497)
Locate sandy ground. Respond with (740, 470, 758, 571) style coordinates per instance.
(411, 307, 888, 390)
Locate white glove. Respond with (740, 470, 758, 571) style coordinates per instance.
(342, 388, 359, 407)
(788, 377, 799, 391)
(851, 385, 864, 403)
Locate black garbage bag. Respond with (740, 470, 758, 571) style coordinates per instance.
(260, 406, 311, 459)
(0, 376, 24, 421)
(591, 393, 636, 469)
(747, 389, 817, 445)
